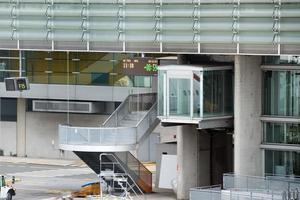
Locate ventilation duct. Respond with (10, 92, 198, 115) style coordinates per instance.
(32, 100, 103, 113)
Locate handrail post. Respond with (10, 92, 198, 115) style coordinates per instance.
(246, 176, 249, 191)
(66, 126, 68, 144)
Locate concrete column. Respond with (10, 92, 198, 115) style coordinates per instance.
(234, 56, 262, 176)
(177, 125, 210, 200)
(16, 98, 26, 157)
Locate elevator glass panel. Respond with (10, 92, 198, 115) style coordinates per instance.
(169, 78, 190, 117)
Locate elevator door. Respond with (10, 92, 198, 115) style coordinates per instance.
(167, 74, 191, 117)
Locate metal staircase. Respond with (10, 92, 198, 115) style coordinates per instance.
(59, 93, 159, 193)
(59, 93, 159, 152)
(99, 153, 145, 200)
(74, 151, 153, 194)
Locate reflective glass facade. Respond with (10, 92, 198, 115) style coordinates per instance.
(263, 65, 300, 176)
(0, 50, 153, 88)
(0, 50, 21, 82)
(263, 70, 300, 117)
(265, 150, 300, 176)
(263, 122, 300, 145)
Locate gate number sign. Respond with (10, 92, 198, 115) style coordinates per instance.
(5, 77, 30, 91)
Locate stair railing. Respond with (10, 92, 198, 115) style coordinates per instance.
(102, 93, 157, 128)
(114, 152, 153, 193)
(99, 153, 145, 200)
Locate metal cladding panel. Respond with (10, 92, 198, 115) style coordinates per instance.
(0, 0, 298, 54)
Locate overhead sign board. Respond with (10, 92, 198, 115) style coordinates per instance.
(122, 57, 158, 76)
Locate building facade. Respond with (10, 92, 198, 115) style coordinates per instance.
(0, 0, 299, 199)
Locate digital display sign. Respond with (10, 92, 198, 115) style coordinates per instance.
(122, 57, 158, 75)
(16, 78, 28, 90)
(5, 77, 30, 91)
(5, 79, 16, 91)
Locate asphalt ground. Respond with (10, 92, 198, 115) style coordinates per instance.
(0, 161, 176, 200)
(0, 161, 97, 200)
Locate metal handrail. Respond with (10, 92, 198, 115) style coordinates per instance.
(223, 173, 300, 192)
(190, 187, 286, 200)
(118, 151, 153, 185)
(102, 95, 130, 126)
(136, 102, 158, 127)
(103, 93, 157, 127)
(99, 153, 145, 200)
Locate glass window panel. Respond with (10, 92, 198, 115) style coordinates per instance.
(158, 70, 165, 116)
(169, 78, 190, 117)
(133, 76, 152, 88)
(193, 71, 201, 118)
(23, 51, 152, 87)
(265, 150, 300, 176)
(203, 70, 233, 117)
(263, 122, 300, 145)
(0, 98, 17, 122)
(263, 70, 300, 117)
(0, 50, 20, 81)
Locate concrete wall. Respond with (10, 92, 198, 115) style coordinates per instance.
(0, 121, 17, 156)
(137, 132, 159, 162)
(154, 123, 177, 143)
(25, 112, 108, 159)
(234, 55, 263, 176)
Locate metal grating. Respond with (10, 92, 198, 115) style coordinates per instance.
(33, 100, 93, 113)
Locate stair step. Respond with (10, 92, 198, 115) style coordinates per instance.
(114, 177, 128, 182)
(100, 170, 114, 177)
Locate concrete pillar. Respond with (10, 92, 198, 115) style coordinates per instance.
(234, 56, 262, 176)
(177, 125, 210, 200)
(16, 98, 26, 157)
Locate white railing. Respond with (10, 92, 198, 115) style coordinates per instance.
(59, 125, 137, 146)
(190, 187, 284, 200)
(223, 173, 300, 191)
(190, 174, 300, 200)
(58, 93, 158, 149)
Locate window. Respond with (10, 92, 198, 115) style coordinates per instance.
(24, 51, 153, 88)
(0, 98, 17, 122)
(263, 122, 300, 145)
(263, 70, 300, 117)
(0, 50, 20, 82)
(265, 150, 300, 176)
(203, 70, 233, 117)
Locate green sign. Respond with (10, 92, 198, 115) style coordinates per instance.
(144, 63, 158, 72)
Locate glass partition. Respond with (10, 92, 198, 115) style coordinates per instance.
(193, 71, 201, 118)
(157, 66, 233, 121)
(203, 70, 233, 117)
(169, 78, 191, 117)
(158, 70, 166, 116)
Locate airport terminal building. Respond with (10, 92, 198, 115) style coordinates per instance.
(0, 0, 300, 199)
